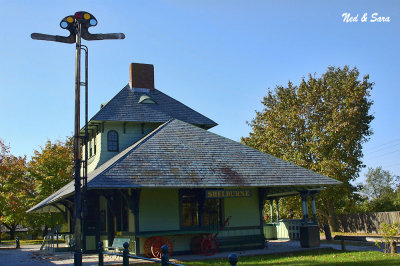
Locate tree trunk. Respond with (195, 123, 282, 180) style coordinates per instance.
(9, 227, 15, 240)
(391, 241, 397, 254)
(2, 223, 15, 240)
(42, 225, 48, 238)
(32, 231, 38, 240)
(323, 224, 332, 241)
(327, 200, 339, 232)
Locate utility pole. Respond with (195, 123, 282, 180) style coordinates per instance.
(31, 11, 124, 266)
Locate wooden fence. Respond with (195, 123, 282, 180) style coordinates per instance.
(337, 211, 400, 233)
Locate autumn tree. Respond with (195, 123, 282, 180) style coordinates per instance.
(0, 139, 33, 240)
(242, 66, 374, 231)
(29, 138, 73, 201)
(27, 138, 74, 235)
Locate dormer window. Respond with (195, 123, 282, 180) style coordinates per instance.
(138, 95, 157, 104)
(107, 130, 119, 152)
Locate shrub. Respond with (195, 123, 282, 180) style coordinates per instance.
(375, 222, 399, 253)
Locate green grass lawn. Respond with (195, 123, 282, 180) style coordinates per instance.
(0, 239, 44, 245)
(183, 248, 400, 265)
(321, 232, 400, 238)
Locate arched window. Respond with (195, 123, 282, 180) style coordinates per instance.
(107, 130, 119, 152)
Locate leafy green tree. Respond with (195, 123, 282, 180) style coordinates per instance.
(362, 167, 398, 200)
(0, 139, 33, 240)
(359, 167, 399, 212)
(242, 66, 374, 231)
(27, 138, 73, 235)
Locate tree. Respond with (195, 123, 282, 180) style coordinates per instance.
(27, 138, 74, 235)
(0, 139, 33, 240)
(29, 138, 73, 202)
(242, 66, 374, 231)
(359, 166, 399, 212)
(362, 167, 398, 200)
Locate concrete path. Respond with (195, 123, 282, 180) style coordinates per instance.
(0, 245, 52, 266)
(0, 245, 144, 265)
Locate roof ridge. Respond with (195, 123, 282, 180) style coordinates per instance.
(88, 84, 217, 128)
(89, 84, 131, 122)
(154, 89, 218, 126)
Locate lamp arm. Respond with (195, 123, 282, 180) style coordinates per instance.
(31, 33, 75, 44)
(81, 31, 125, 41)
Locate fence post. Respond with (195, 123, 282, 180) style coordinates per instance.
(123, 242, 129, 266)
(98, 242, 103, 266)
(340, 239, 346, 251)
(228, 253, 238, 266)
(56, 230, 59, 249)
(16, 237, 20, 249)
(161, 245, 169, 266)
(391, 241, 397, 254)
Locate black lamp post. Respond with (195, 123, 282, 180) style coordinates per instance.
(31, 11, 124, 266)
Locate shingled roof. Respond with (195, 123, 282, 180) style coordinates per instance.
(28, 119, 340, 212)
(89, 85, 217, 129)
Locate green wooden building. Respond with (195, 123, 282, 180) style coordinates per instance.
(28, 63, 340, 255)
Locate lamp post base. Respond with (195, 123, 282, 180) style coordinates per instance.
(74, 250, 82, 266)
(300, 225, 320, 248)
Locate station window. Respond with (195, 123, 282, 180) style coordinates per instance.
(107, 130, 119, 152)
(89, 139, 93, 157)
(181, 193, 199, 227)
(180, 189, 222, 229)
(203, 198, 221, 227)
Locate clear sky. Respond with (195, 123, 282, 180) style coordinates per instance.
(0, 0, 399, 184)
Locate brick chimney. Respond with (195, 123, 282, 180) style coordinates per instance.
(129, 63, 154, 90)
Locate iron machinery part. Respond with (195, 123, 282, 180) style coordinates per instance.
(151, 237, 173, 259)
(201, 237, 219, 256)
(190, 235, 204, 254)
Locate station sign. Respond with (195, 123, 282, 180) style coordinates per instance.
(206, 189, 252, 198)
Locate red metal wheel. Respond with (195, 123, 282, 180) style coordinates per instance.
(151, 237, 173, 259)
(144, 237, 156, 258)
(190, 235, 204, 254)
(201, 237, 219, 256)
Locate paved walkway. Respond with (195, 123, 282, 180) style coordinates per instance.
(0, 240, 396, 265)
(0, 245, 133, 266)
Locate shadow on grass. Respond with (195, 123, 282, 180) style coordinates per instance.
(184, 248, 400, 265)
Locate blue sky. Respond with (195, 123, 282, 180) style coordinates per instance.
(0, 0, 399, 183)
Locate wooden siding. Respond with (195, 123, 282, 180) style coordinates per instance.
(139, 188, 180, 232)
(224, 187, 261, 227)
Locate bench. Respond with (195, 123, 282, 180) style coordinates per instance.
(106, 237, 131, 253)
(217, 235, 265, 251)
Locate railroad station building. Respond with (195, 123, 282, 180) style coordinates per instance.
(28, 63, 340, 256)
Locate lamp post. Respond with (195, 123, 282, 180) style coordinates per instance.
(31, 11, 124, 266)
